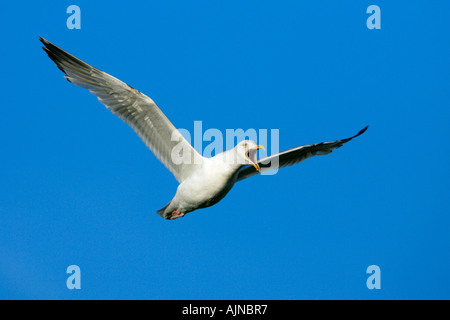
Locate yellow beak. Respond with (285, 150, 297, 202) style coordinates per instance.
(255, 145, 265, 151)
(250, 145, 265, 172)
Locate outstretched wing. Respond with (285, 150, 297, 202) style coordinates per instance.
(40, 37, 203, 183)
(236, 126, 368, 182)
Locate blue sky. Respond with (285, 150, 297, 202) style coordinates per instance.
(0, 1, 449, 299)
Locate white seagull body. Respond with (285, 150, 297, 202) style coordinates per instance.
(40, 37, 368, 220)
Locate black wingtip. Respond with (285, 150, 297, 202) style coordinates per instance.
(39, 36, 52, 55)
(342, 125, 369, 143)
(39, 36, 59, 53)
(357, 125, 369, 136)
(38, 37, 75, 76)
(39, 36, 49, 46)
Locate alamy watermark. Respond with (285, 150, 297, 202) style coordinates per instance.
(66, 265, 81, 290)
(67, 5, 81, 30)
(366, 5, 381, 30)
(171, 121, 280, 174)
(366, 265, 381, 289)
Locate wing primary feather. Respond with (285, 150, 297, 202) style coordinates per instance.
(40, 37, 203, 182)
(236, 126, 369, 182)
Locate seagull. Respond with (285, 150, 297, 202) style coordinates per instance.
(40, 37, 368, 220)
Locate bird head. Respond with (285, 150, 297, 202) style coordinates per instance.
(235, 140, 265, 172)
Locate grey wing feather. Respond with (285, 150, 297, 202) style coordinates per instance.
(40, 37, 203, 183)
(236, 126, 368, 182)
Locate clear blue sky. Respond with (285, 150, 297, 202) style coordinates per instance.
(1, 1, 449, 299)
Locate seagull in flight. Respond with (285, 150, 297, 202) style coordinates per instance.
(40, 37, 368, 220)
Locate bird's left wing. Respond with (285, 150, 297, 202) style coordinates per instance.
(236, 126, 368, 182)
(40, 37, 203, 183)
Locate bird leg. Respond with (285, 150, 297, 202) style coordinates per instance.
(170, 209, 185, 220)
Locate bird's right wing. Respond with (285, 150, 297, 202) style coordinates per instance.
(40, 37, 203, 183)
(236, 126, 368, 182)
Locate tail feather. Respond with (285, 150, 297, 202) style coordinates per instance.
(156, 202, 171, 219)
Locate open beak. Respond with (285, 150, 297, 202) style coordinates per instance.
(248, 145, 265, 172)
